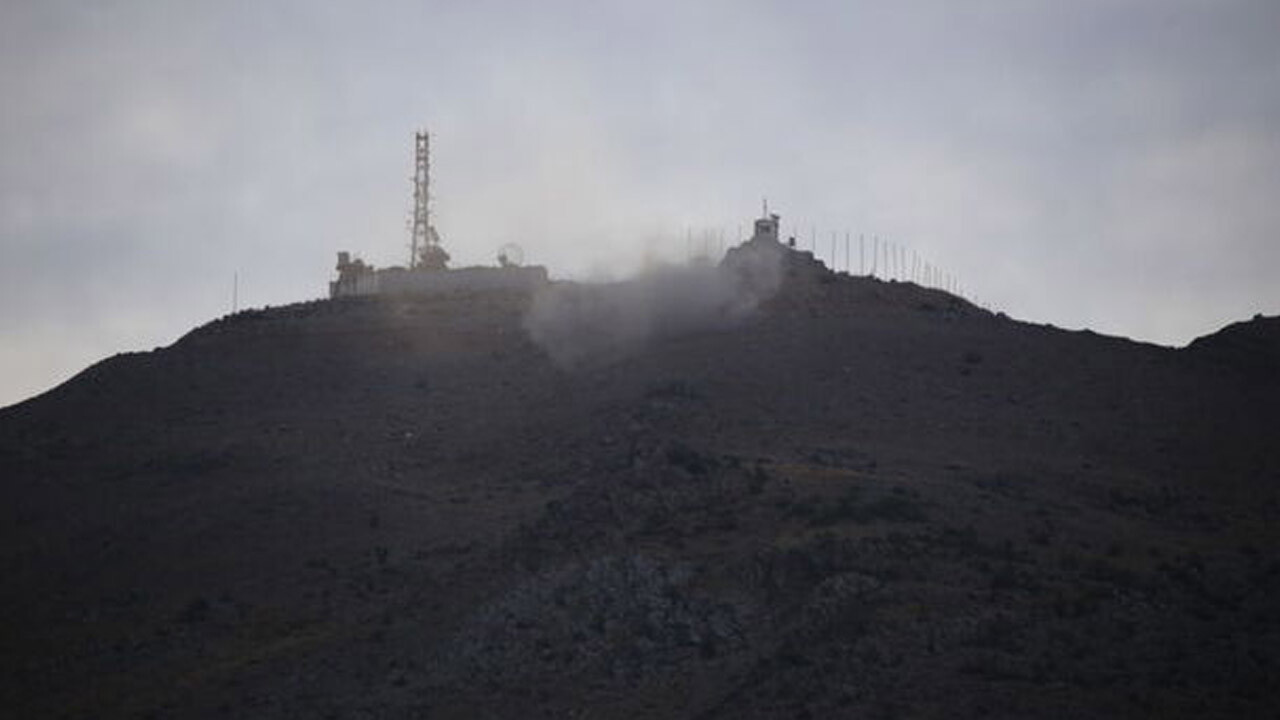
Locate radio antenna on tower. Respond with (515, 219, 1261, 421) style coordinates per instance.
(409, 130, 449, 270)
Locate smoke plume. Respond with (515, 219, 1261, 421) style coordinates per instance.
(523, 240, 785, 367)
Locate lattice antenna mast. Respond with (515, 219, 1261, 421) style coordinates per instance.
(410, 130, 431, 269)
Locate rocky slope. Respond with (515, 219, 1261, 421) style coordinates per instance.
(2, 246, 1278, 718)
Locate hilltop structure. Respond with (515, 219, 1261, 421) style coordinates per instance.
(751, 210, 781, 243)
(329, 255, 547, 298)
(329, 130, 548, 299)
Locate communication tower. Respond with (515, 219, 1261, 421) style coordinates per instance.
(410, 130, 449, 270)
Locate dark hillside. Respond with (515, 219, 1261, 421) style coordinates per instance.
(2, 253, 1278, 718)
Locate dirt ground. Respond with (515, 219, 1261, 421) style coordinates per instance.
(2, 248, 1278, 719)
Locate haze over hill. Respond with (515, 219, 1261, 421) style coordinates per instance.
(2, 241, 1277, 718)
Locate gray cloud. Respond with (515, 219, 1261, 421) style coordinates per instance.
(2, 1, 1279, 405)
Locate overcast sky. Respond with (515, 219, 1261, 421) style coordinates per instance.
(2, 1, 1278, 407)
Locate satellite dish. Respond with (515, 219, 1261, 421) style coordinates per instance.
(496, 242, 525, 268)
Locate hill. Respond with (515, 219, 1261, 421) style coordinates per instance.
(2, 245, 1278, 718)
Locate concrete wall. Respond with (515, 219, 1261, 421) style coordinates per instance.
(329, 270, 381, 298)
(331, 266, 548, 299)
